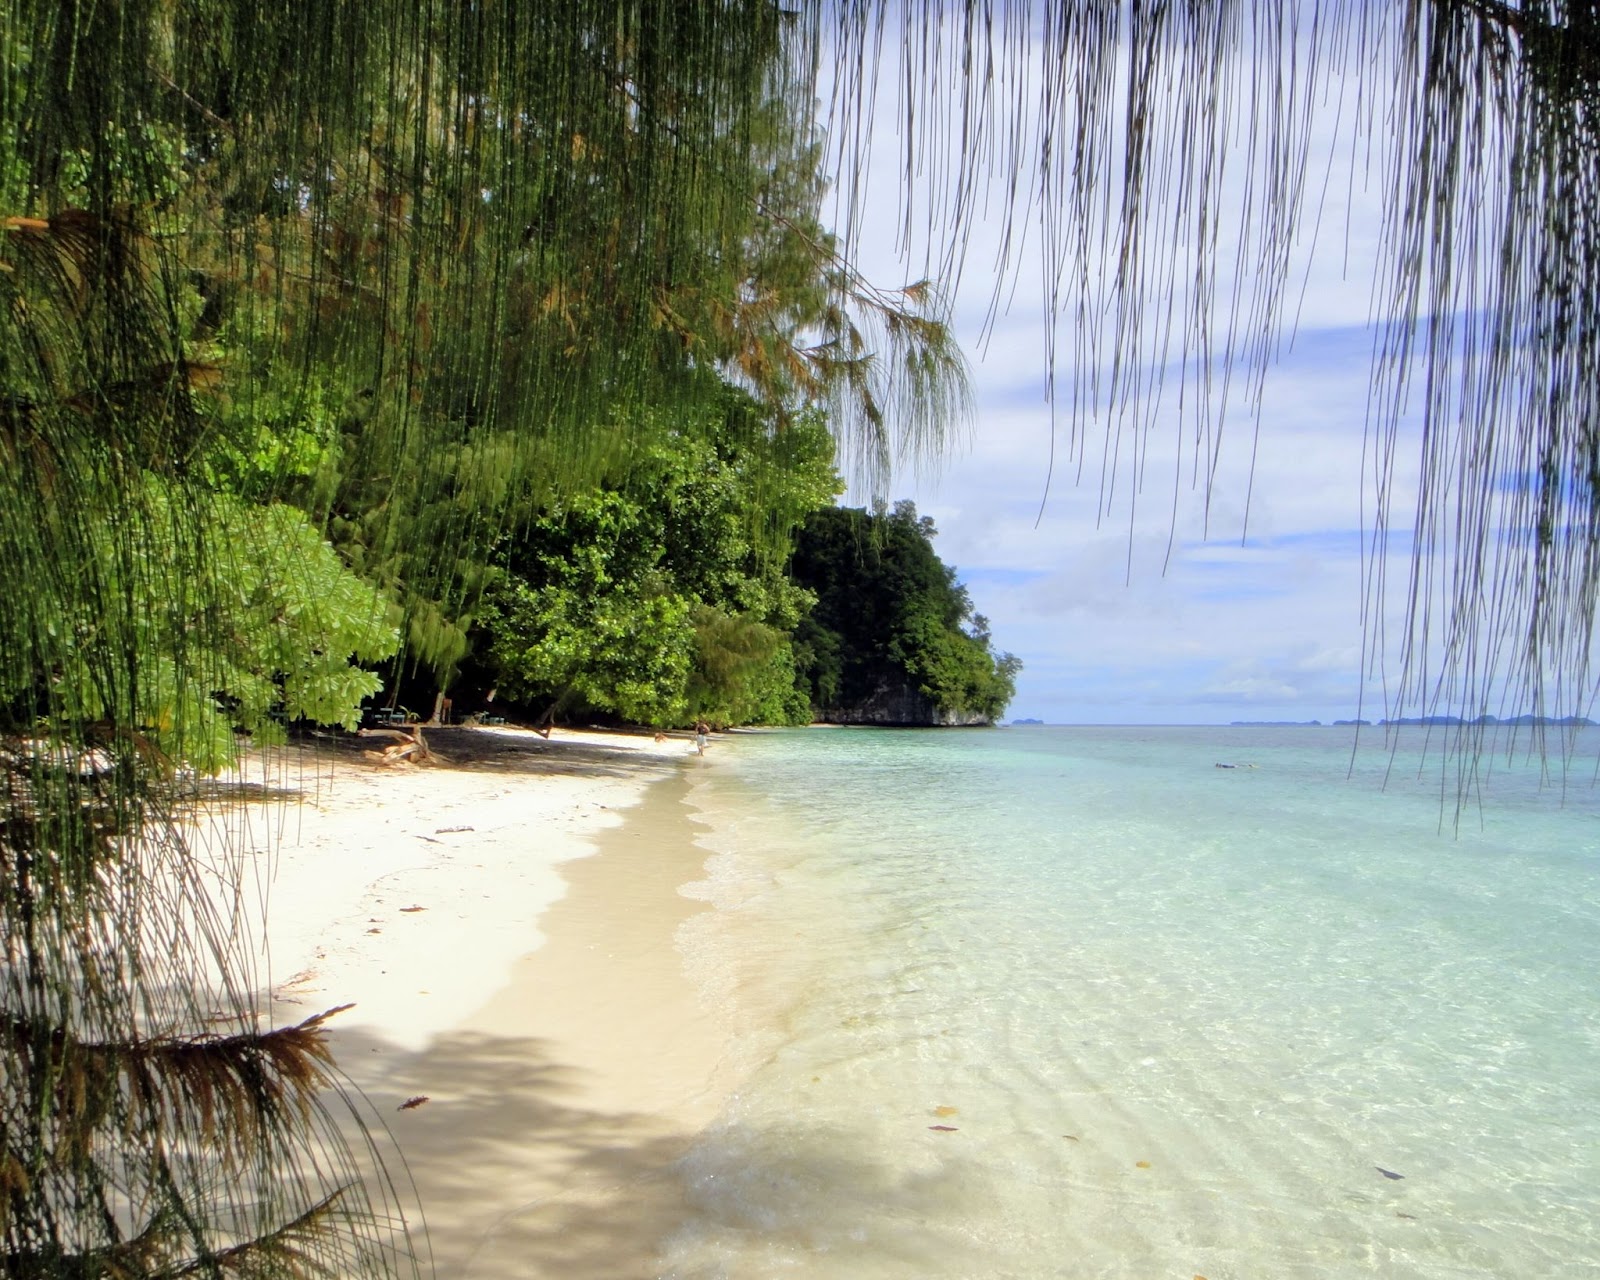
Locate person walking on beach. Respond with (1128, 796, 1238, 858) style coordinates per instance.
(694, 720, 710, 755)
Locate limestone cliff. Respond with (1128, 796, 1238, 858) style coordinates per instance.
(817, 677, 993, 727)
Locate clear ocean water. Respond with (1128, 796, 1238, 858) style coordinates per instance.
(666, 725, 1600, 1279)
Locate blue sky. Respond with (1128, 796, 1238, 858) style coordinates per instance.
(874, 320, 1403, 725)
(830, 40, 1426, 725)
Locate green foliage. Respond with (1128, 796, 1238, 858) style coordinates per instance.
(141, 4, 961, 699)
(485, 394, 838, 726)
(687, 603, 812, 727)
(791, 502, 1020, 723)
(2, 474, 396, 775)
(491, 571, 696, 728)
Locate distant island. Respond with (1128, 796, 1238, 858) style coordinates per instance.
(1011, 718, 1045, 726)
(1379, 714, 1595, 727)
(1230, 720, 1324, 727)
(1227, 715, 1594, 728)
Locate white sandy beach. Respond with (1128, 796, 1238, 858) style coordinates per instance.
(204, 724, 731, 1278)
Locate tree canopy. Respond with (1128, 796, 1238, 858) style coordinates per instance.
(483, 394, 838, 728)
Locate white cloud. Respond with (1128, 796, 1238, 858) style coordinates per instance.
(1195, 674, 1303, 703)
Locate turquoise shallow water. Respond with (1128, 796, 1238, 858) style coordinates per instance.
(666, 726, 1600, 1279)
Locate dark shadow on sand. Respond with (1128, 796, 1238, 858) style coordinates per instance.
(330, 1023, 704, 1280)
(308, 725, 691, 785)
(327, 1021, 994, 1280)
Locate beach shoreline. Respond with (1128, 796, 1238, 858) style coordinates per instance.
(209, 723, 731, 1277)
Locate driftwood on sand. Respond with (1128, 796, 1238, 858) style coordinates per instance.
(357, 725, 441, 765)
